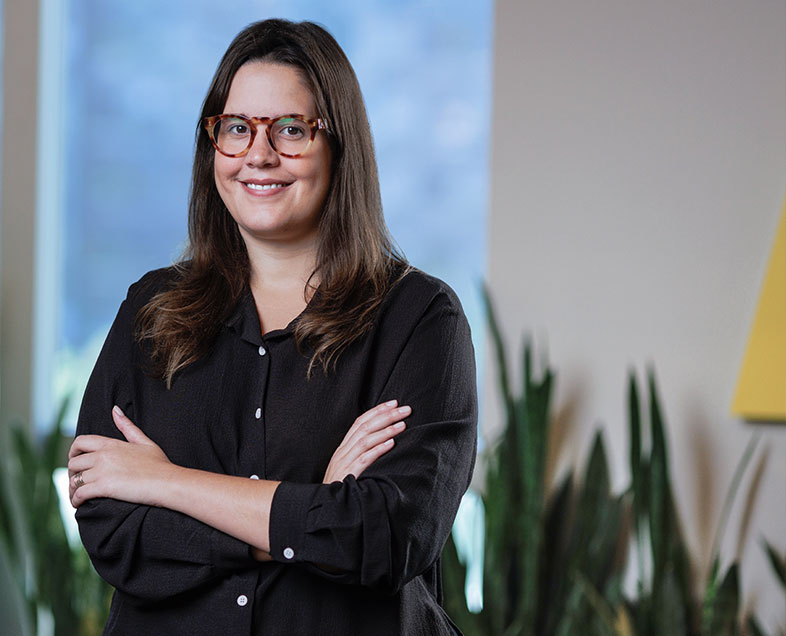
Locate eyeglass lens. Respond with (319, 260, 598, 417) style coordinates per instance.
(213, 116, 312, 156)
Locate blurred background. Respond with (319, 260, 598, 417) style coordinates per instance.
(1, 0, 784, 634)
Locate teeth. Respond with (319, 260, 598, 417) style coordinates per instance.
(245, 182, 286, 191)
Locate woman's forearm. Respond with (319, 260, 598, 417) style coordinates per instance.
(156, 464, 280, 552)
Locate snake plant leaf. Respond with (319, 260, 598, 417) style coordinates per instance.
(628, 371, 642, 514)
(762, 539, 786, 590)
(745, 614, 768, 636)
(482, 284, 514, 416)
(627, 371, 647, 596)
(554, 581, 586, 636)
(11, 429, 38, 511)
(573, 569, 621, 636)
(614, 603, 636, 636)
(647, 369, 671, 598)
(481, 456, 511, 635)
(704, 564, 740, 636)
(441, 534, 481, 636)
(652, 566, 688, 636)
(702, 555, 722, 634)
(0, 453, 18, 561)
(538, 470, 574, 636)
(576, 432, 611, 544)
(518, 343, 552, 632)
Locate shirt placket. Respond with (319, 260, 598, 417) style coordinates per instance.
(242, 340, 270, 481)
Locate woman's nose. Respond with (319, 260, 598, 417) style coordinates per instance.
(245, 130, 280, 167)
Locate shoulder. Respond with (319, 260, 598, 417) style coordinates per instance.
(375, 267, 469, 341)
(124, 265, 182, 310)
(383, 267, 466, 319)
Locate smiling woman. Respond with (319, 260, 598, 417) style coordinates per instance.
(69, 19, 477, 636)
(45, 1, 491, 434)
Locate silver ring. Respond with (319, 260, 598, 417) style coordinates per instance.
(74, 472, 85, 489)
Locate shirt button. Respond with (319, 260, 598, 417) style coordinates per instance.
(258, 345, 266, 356)
(249, 474, 259, 480)
(283, 547, 295, 560)
(236, 594, 248, 607)
(254, 408, 262, 419)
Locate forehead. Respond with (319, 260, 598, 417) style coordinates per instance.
(224, 61, 315, 114)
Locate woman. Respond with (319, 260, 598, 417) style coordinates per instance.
(69, 18, 476, 636)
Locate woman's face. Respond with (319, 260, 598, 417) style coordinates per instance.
(214, 61, 332, 250)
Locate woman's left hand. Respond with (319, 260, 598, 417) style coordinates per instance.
(68, 406, 175, 508)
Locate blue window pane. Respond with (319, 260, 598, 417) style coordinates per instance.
(55, 0, 491, 427)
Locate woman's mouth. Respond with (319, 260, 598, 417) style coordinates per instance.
(245, 182, 287, 191)
(240, 179, 292, 195)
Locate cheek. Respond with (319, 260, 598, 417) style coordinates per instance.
(213, 157, 238, 213)
(214, 152, 240, 181)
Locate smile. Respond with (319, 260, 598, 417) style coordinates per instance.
(244, 182, 288, 191)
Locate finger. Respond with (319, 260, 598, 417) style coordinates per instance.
(69, 469, 92, 507)
(349, 437, 396, 478)
(69, 435, 113, 458)
(71, 482, 102, 508)
(342, 421, 406, 463)
(112, 406, 153, 445)
(68, 454, 94, 475)
(353, 400, 398, 427)
(341, 405, 411, 450)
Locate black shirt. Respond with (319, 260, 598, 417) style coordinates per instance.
(75, 266, 477, 636)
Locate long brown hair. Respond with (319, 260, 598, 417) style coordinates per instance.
(137, 19, 407, 386)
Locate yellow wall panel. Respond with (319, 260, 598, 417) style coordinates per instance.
(732, 201, 786, 420)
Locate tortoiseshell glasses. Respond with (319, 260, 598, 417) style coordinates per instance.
(203, 113, 327, 159)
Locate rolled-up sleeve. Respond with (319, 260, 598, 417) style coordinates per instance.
(268, 289, 478, 594)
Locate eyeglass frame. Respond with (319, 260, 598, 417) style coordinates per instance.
(203, 113, 328, 159)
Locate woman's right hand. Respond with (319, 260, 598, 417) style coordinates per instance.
(323, 400, 410, 484)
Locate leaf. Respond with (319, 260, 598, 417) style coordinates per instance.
(0, 450, 18, 560)
(704, 564, 740, 636)
(745, 614, 768, 636)
(652, 566, 687, 636)
(614, 604, 636, 636)
(627, 372, 646, 594)
(573, 570, 620, 636)
(647, 369, 670, 596)
(708, 433, 761, 581)
(762, 539, 786, 591)
(441, 534, 481, 636)
(517, 342, 553, 631)
(482, 284, 514, 417)
(538, 470, 574, 636)
(575, 433, 611, 547)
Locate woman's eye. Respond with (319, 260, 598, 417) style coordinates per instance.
(227, 123, 249, 135)
(276, 120, 308, 139)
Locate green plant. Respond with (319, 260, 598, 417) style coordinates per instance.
(442, 289, 784, 636)
(0, 400, 111, 636)
(443, 289, 627, 636)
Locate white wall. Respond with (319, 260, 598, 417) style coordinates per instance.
(487, 0, 785, 629)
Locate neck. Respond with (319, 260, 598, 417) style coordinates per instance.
(244, 234, 320, 299)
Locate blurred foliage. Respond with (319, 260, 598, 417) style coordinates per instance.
(0, 400, 111, 636)
(442, 289, 785, 636)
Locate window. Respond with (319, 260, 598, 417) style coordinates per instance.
(40, 0, 491, 430)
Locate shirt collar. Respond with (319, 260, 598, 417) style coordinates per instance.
(224, 289, 265, 345)
(224, 287, 303, 345)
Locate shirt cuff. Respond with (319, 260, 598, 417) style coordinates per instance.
(269, 480, 322, 563)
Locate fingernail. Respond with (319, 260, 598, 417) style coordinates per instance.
(384, 438, 395, 446)
(397, 406, 411, 414)
(385, 400, 397, 407)
(394, 421, 406, 429)
(113, 405, 125, 417)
